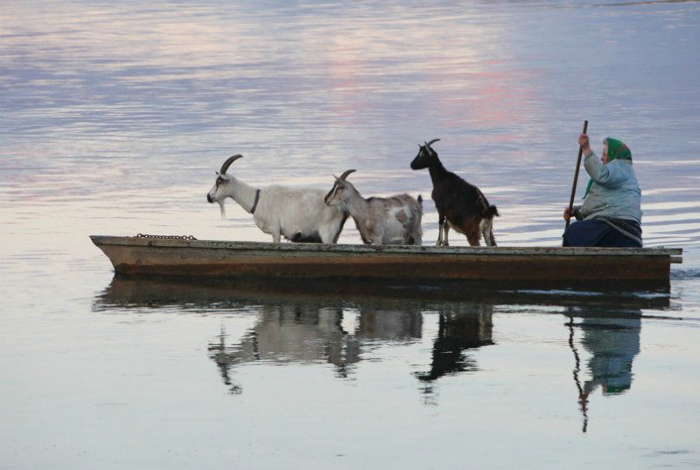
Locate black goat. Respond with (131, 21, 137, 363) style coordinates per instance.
(410, 139, 499, 246)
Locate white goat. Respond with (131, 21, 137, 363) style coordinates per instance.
(207, 155, 349, 243)
(324, 169, 423, 246)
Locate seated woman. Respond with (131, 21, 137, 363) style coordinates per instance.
(563, 133, 642, 247)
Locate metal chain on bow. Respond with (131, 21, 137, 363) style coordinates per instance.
(135, 233, 197, 240)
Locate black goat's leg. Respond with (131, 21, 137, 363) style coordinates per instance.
(443, 221, 450, 247)
(480, 219, 496, 247)
(436, 214, 445, 246)
(467, 230, 481, 246)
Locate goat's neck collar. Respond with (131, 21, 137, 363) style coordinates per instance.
(226, 176, 260, 214)
(249, 189, 261, 214)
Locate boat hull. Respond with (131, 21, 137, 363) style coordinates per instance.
(90, 235, 682, 291)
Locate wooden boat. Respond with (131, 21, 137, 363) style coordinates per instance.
(90, 234, 683, 291)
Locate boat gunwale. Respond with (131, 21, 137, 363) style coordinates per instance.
(89, 235, 683, 261)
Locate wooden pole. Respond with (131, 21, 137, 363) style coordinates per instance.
(565, 120, 589, 229)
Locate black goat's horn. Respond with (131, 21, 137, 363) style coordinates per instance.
(426, 138, 440, 146)
(220, 154, 243, 174)
(339, 169, 356, 181)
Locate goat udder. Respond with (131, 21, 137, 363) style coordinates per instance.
(289, 231, 322, 243)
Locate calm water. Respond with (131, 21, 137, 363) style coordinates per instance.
(2, 1, 700, 468)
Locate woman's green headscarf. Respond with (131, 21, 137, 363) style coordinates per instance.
(583, 137, 632, 198)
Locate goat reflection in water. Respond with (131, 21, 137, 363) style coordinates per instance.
(94, 277, 645, 419)
(207, 302, 493, 396)
(208, 303, 358, 395)
(566, 311, 642, 433)
(414, 306, 494, 389)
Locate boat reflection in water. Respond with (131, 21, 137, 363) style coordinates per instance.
(95, 275, 659, 421)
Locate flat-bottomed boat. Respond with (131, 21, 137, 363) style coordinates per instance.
(90, 235, 683, 291)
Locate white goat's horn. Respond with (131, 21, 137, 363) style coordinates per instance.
(339, 169, 356, 181)
(220, 154, 243, 175)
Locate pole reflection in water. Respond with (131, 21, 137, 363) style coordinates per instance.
(566, 309, 642, 433)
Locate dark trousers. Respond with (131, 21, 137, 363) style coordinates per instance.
(563, 219, 642, 247)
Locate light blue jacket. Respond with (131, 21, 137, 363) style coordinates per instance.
(575, 151, 642, 223)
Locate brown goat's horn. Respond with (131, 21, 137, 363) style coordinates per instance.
(339, 169, 356, 181)
(426, 138, 440, 147)
(220, 154, 243, 174)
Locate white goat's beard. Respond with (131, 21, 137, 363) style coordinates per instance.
(218, 200, 226, 219)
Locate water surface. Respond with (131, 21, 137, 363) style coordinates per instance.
(1, 1, 700, 468)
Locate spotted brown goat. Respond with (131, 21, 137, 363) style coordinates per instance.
(410, 139, 499, 246)
(324, 169, 423, 246)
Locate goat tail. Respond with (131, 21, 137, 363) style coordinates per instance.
(486, 204, 499, 219)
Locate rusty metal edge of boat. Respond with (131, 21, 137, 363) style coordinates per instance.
(89, 235, 683, 259)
